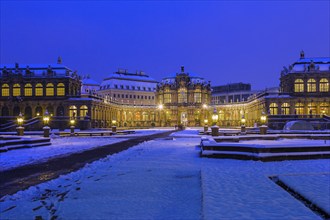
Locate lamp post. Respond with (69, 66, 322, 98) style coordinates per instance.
(70, 118, 75, 136)
(204, 119, 208, 133)
(241, 115, 246, 135)
(158, 104, 163, 127)
(16, 112, 24, 136)
(211, 107, 219, 136)
(259, 111, 268, 135)
(43, 110, 50, 137)
(112, 119, 117, 133)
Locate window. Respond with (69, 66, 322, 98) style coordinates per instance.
(307, 78, 316, 92)
(57, 83, 65, 96)
(13, 84, 21, 96)
(134, 95, 136, 99)
(35, 83, 43, 96)
(143, 87, 146, 91)
(137, 86, 141, 90)
(1, 84, 10, 96)
(113, 94, 116, 98)
(46, 83, 54, 96)
(178, 88, 187, 103)
(126, 85, 129, 89)
(80, 105, 88, 118)
(24, 83, 32, 96)
(137, 95, 140, 99)
(115, 85, 118, 89)
(320, 78, 329, 92)
(294, 79, 304, 92)
(308, 102, 316, 114)
(121, 94, 124, 98)
(194, 89, 202, 103)
(69, 105, 77, 118)
(148, 88, 151, 91)
(281, 103, 290, 115)
(126, 94, 128, 98)
(295, 103, 304, 115)
(269, 103, 278, 115)
(120, 85, 124, 89)
(130, 95, 132, 98)
(320, 102, 329, 115)
(132, 86, 135, 90)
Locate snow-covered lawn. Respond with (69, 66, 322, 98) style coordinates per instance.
(0, 129, 329, 219)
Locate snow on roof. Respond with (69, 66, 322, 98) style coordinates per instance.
(104, 72, 157, 82)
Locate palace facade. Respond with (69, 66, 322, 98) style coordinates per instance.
(0, 52, 329, 130)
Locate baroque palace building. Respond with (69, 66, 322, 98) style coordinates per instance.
(0, 52, 329, 130)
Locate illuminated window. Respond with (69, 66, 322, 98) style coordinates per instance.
(194, 89, 202, 103)
(269, 103, 278, 115)
(1, 84, 9, 96)
(80, 105, 88, 118)
(46, 83, 54, 96)
(135, 112, 141, 121)
(164, 89, 171, 103)
(281, 103, 290, 115)
(13, 84, 21, 96)
(24, 83, 32, 96)
(69, 105, 77, 118)
(307, 79, 316, 92)
(178, 88, 187, 103)
(57, 83, 65, 96)
(319, 78, 329, 92)
(294, 79, 304, 92)
(308, 103, 316, 114)
(35, 83, 43, 96)
(320, 102, 329, 115)
(295, 103, 304, 115)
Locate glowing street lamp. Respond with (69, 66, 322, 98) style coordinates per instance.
(112, 119, 117, 133)
(43, 110, 50, 137)
(211, 108, 218, 126)
(241, 115, 246, 134)
(158, 104, 163, 127)
(70, 118, 75, 135)
(43, 111, 50, 126)
(260, 112, 268, 135)
(16, 112, 24, 136)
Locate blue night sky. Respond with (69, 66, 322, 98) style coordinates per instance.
(1, 1, 329, 90)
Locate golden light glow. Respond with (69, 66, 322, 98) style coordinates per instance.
(204, 119, 208, 124)
(202, 104, 208, 109)
(17, 113, 24, 126)
(70, 119, 75, 125)
(35, 83, 43, 96)
(13, 84, 21, 96)
(1, 84, 9, 96)
(24, 83, 32, 96)
(43, 111, 50, 125)
(158, 104, 163, 110)
(241, 117, 246, 124)
(57, 83, 65, 96)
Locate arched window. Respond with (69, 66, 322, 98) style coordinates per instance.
(80, 105, 88, 118)
(24, 83, 32, 96)
(295, 103, 304, 115)
(1, 84, 9, 96)
(13, 84, 21, 96)
(69, 105, 77, 118)
(46, 83, 54, 96)
(281, 103, 290, 115)
(307, 78, 316, 92)
(57, 83, 65, 96)
(178, 88, 187, 103)
(269, 103, 278, 115)
(319, 78, 329, 92)
(308, 102, 316, 114)
(194, 89, 202, 103)
(320, 102, 329, 115)
(294, 79, 304, 92)
(35, 83, 43, 96)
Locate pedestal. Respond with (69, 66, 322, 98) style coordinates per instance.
(70, 126, 75, 136)
(260, 125, 268, 135)
(240, 125, 246, 135)
(112, 126, 117, 133)
(16, 126, 24, 136)
(211, 126, 219, 136)
(43, 126, 50, 138)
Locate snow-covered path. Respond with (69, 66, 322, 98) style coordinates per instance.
(1, 129, 329, 219)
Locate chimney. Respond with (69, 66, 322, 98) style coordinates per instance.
(300, 50, 305, 59)
(181, 65, 184, 73)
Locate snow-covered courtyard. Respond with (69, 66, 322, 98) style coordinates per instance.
(0, 129, 329, 219)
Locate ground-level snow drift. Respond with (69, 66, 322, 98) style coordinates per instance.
(0, 129, 329, 219)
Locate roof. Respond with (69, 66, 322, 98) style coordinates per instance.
(104, 71, 158, 83)
(0, 63, 73, 77)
